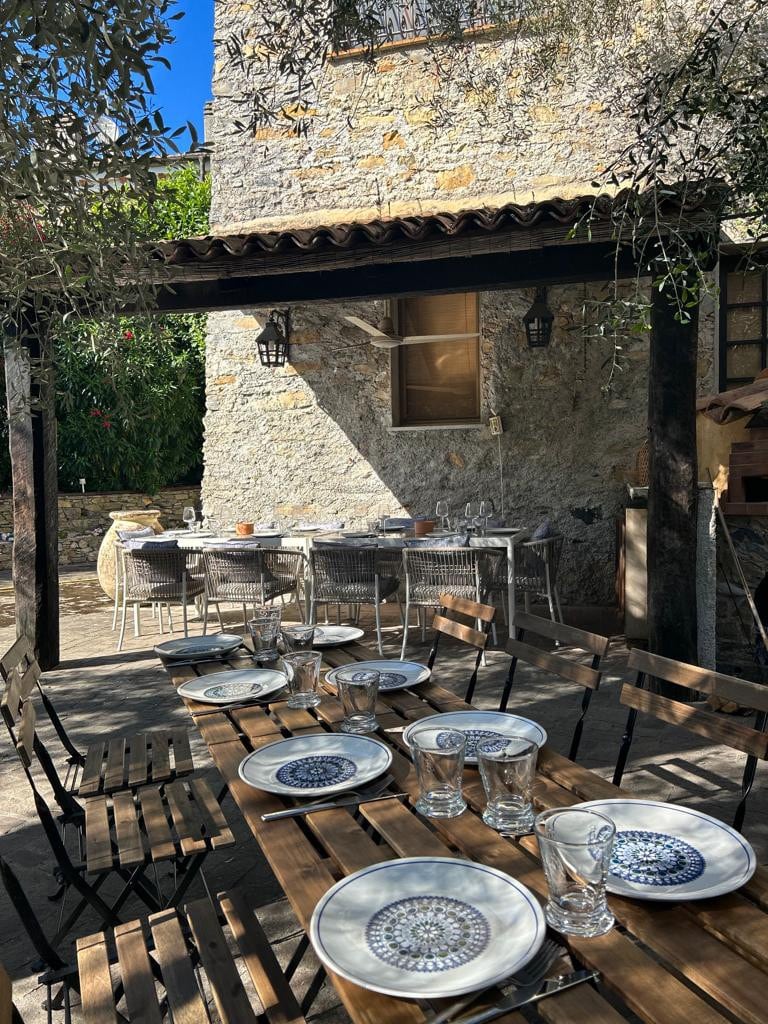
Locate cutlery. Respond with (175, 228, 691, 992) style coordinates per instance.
(191, 696, 285, 718)
(424, 939, 563, 1024)
(261, 790, 407, 820)
(261, 773, 396, 821)
(455, 969, 599, 1024)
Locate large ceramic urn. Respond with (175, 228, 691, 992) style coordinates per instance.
(97, 509, 164, 597)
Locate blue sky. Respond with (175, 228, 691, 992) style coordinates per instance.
(153, 1, 214, 150)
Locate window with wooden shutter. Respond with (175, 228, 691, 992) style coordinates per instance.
(392, 293, 481, 427)
(721, 267, 768, 389)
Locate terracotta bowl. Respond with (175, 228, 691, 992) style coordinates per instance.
(235, 522, 254, 536)
(413, 519, 436, 536)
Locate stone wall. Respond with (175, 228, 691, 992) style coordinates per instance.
(204, 2, 717, 608)
(202, 290, 715, 606)
(0, 486, 200, 570)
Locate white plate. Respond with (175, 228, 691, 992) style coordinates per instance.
(312, 625, 365, 647)
(238, 733, 392, 797)
(310, 857, 545, 999)
(403, 710, 547, 764)
(154, 634, 243, 660)
(177, 668, 286, 705)
(251, 531, 283, 538)
(326, 660, 430, 692)
(576, 799, 757, 901)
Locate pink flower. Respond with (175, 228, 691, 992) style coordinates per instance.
(90, 408, 102, 417)
(101, 420, 112, 430)
(123, 330, 134, 340)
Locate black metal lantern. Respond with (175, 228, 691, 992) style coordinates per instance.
(523, 287, 554, 348)
(256, 309, 290, 367)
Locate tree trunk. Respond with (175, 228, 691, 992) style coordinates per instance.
(4, 318, 59, 669)
(647, 288, 698, 699)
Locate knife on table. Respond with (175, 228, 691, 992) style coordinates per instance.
(262, 791, 406, 821)
(455, 970, 599, 1024)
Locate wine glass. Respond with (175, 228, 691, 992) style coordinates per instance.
(465, 501, 480, 529)
(479, 499, 494, 531)
(182, 506, 196, 531)
(435, 500, 449, 531)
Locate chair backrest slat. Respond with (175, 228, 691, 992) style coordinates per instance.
(620, 683, 768, 759)
(514, 611, 610, 657)
(1, 670, 22, 728)
(507, 638, 601, 690)
(432, 614, 487, 651)
(628, 648, 768, 713)
(0, 963, 12, 1024)
(16, 700, 36, 767)
(440, 593, 495, 624)
(0, 635, 38, 683)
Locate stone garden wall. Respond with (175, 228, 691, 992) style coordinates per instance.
(0, 485, 200, 570)
(716, 516, 768, 680)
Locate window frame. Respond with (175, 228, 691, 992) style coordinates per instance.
(390, 293, 482, 429)
(720, 256, 768, 390)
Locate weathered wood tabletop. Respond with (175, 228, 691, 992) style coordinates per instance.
(162, 640, 768, 1024)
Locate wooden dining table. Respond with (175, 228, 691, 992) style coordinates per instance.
(161, 639, 768, 1024)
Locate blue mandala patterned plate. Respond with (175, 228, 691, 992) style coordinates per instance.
(310, 857, 545, 999)
(576, 799, 757, 901)
(177, 668, 286, 705)
(326, 660, 431, 692)
(403, 710, 547, 764)
(238, 733, 392, 797)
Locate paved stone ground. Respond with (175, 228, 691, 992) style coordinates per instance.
(0, 570, 766, 1022)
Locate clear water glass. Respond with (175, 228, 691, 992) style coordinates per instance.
(283, 651, 322, 709)
(247, 605, 282, 662)
(182, 506, 196, 531)
(534, 807, 616, 937)
(281, 624, 315, 652)
(478, 735, 538, 835)
(335, 667, 380, 733)
(410, 727, 466, 818)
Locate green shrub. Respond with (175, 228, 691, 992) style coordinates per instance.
(0, 166, 210, 494)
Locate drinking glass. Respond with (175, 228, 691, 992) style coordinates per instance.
(435, 500, 449, 530)
(410, 727, 466, 818)
(335, 667, 380, 733)
(478, 499, 494, 530)
(281, 624, 316, 652)
(283, 651, 322, 709)
(478, 736, 538, 835)
(534, 807, 616, 937)
(465, 501, 481, 529)
(247, 605, 282, 662)
(182, 506, 196, 531)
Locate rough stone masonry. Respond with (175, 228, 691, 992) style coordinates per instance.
(202, 5, 717, 606)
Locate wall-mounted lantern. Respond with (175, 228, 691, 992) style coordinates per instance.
(256, 309, 291, 367)
(523, 287, 554, 348)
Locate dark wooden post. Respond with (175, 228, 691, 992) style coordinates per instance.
(4, 315, 59, 669)
(647, 286, 699, 697)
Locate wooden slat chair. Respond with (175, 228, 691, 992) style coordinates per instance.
(614, 649, 768, 831)
(428, 593, 497, 704)
(500, 612, 611, 761)
(0, 635, 194, 798)
(0, 857, 79, 1024)
(76, 889, 308, 1024)
(9, 698, 235, 945)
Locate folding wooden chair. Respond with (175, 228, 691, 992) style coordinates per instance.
(9, 697, 234, 945)
(0, 961, 23, 1024)
(0, 857, 79, 1024)
(614, 649, 768, 831)
(0, 635, 194, 798)
(76, 889, 308, 1023)
(499, 612, 611, 761)
(427, 593, 497, 704)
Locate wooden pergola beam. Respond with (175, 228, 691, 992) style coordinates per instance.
(4, 316, 59, 670)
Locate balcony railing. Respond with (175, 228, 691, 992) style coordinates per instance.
(334, 1, 504, 51)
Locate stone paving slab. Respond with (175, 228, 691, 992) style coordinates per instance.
(0, 575, 765, 1022)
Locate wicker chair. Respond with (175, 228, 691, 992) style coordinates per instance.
(513, 535, 565, 623)
(202, 547, 306, 631)
(400, 547, 504, 659)
(309, 546, 400, 655)
(118, 546, 203, 651)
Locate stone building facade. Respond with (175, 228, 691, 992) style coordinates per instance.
(202, 5, 719, 607)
